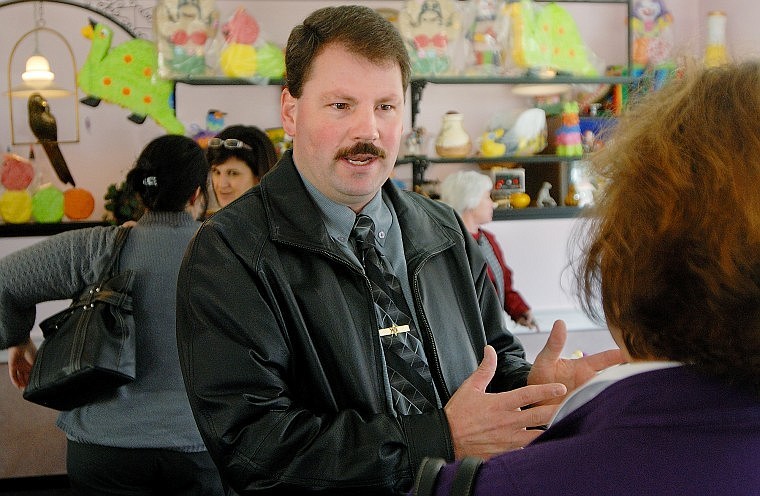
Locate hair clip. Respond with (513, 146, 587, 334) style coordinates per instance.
(143, 176, 158, 187)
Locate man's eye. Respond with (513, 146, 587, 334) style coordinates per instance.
(332, 103, 349, 110)
(379, 104, 394, 111)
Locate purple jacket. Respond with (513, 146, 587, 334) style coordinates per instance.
(431, 366, 760, 495)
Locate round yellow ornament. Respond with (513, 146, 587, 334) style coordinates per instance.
(509, 192, 531, 209)
(0, 190, 33, 223)
(220, 43, 257, 78)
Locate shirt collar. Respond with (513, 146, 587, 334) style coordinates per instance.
(299, 171, 392, 249)
(550, 361, 683, 426)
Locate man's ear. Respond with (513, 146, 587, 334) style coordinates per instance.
(281, 87, 297, 137)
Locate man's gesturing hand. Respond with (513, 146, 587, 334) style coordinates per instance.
(444, 345, 566, 460)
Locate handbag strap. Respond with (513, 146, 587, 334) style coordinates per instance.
(450, 457, 483, 496)
(99, 226, 131, 284)
(412, 456, 483, 496)
(413, 457, 446, 496)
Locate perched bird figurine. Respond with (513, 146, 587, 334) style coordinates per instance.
(205, 109, 226, 132)
(28, 93, 76, 186)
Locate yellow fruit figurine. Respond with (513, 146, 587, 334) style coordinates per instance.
(509, 191, 531, 209)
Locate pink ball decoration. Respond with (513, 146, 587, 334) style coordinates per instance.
(1, 153, 35, 190)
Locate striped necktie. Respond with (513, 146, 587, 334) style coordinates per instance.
(350, 214, 437, 415)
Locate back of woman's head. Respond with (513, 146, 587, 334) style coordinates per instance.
(206, 125, 277, 178)
(126, 134, 209, 212)
(575, 60, 760, 391)
(439, 171, 493, 214)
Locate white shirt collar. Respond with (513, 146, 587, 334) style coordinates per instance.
(550, 361, 683, 426)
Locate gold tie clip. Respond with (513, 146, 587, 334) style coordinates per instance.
(378, 324, 410, 337)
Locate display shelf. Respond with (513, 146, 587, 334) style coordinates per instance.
(428, 154, 583, 165)
(0, 221, 108, 238)
(174, 77, 285, 86)
(493, 206, 582, 221)
(171, 0, 632, 221)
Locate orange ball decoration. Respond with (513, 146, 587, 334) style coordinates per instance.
(64, 187, 95, 220)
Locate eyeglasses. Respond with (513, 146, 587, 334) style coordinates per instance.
(207, 138, 252, 150)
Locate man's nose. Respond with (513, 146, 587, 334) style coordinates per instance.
(352, 106, 380, 142)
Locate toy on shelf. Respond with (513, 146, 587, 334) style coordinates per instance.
(63, 188, 96, 220)
(509, 191, 531, 209)
(464, 0, 509, 75)
(0, 151, 95, 224)
(435, 111, 471, 158)
(479, 108, 547, 158)
(555, 101, 583, 157)
(479, 129, 507, 157)
(218, 7, 285, 80)
(398, 0, 463, 76)
(402, 127, 427, 156)
(154, 0, 219, 78)
(704, 11, 729, 68)
(535, 181, 557, 208)
(507, 0, 598, 77)
(0, 153, 34, 224)
(31, 184, 65, 223)
(206, 109, 226, 132)
(1, 153, 34, 191)
(631, 0, 674, 81)
(78, 21, 185, 135)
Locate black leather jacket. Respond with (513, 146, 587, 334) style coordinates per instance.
(176, 152, 532, 495)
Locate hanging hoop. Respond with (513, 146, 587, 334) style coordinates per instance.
(7, 25, 80, 145)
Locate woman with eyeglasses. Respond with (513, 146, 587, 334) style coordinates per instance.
(206, 125, 278, 212)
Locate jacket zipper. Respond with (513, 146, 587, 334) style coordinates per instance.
(410, 248, 450, 405)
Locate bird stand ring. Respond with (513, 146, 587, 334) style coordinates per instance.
(7, 26, 80, 146)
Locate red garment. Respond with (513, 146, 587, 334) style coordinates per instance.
(472, 228, 530, 322)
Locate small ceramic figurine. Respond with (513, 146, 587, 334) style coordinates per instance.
(435, 111, 471, 158)
(536, 181, 557, 208)
(555, 101, 583, 157)
(403, 127, 427, 156)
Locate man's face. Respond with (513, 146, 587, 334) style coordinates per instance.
(281, 43, 405, 213)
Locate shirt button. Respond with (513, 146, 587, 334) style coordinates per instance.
(377, 231, 386, 239)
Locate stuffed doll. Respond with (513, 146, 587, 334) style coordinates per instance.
(154, 0, 219, 78)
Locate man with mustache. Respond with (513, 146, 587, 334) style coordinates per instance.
(175, 5, 620, 495)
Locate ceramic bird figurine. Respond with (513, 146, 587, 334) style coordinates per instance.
(206, 109, 226, 132)
(28, 93, 76, 186)
(77, 20, 185, 135)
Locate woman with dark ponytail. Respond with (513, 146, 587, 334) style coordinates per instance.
(0, 135, 224, 495)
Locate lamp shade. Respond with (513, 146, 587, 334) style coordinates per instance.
(22, 54, 55, 83)
(9, 54, 70, 98)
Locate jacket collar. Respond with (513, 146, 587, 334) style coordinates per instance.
(260, 150, 456, 261)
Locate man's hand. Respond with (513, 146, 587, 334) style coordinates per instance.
(8, 338, 36, 389)
(444, 345, 566, 460)
(527, 320, 624, 404)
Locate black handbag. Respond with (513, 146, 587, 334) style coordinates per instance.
(23, 227, 136, 411)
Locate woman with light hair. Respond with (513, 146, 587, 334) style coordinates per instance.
(439, 170, 538, 330)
